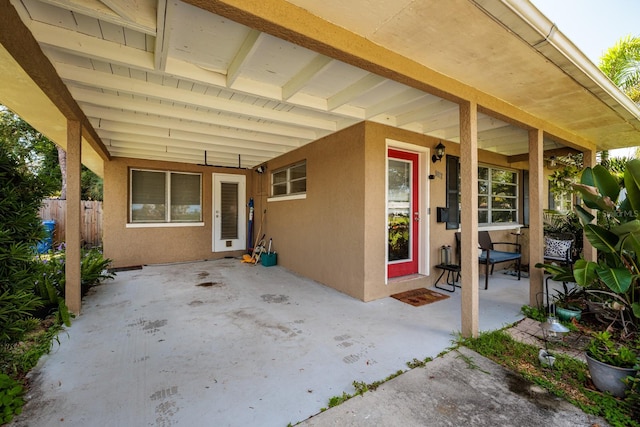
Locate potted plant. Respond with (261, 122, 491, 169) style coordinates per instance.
(537, 161, 640, 396)
(585, 331, 639, 397)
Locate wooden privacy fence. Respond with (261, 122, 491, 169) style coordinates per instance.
(38, 199, 103, 248)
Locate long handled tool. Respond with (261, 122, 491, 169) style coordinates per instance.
(243, 209, 266, 263)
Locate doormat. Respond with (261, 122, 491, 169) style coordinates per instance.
(390, 288, 449, 307)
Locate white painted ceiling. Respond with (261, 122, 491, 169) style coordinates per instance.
(8, 0, 640, 168)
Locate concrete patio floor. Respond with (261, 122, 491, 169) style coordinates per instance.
(11, 259, 560, 426)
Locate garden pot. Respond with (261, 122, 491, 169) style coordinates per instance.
(585, 353, 638, 398)
(555, 306, 581, 322)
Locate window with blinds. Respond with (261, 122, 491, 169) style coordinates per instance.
(272, 161, 306, 197)
(220, 182, 238, 239)
(130, 169, 202, 223)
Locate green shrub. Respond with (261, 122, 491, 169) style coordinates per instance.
(0, 143, 46, 344)
(0, 373, 24, 424)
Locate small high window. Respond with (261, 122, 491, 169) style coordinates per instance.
(130, 169, 202, 223)
(271, 162, 306, 197)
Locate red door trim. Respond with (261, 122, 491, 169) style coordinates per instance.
(387, 149, 419, 278)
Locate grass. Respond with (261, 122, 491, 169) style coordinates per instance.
(0, 316, 63, 423)
(312, 325, 638, 427)
(458, 328, 639, 427)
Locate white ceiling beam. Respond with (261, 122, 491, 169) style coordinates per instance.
(396, 101, 457, 127)
(83, 106, 302, 148)
(37, 0, 156, 35)
(31, 21, 154, 69)
(100, 0, 141, 23)
(97, 130, 285, 158)
(327, 73, 386, 111)
(36, 23, 368, 122)
(365, 89, 429, 119)
(107, 145, 268, 167)
(57, 62, 338, 131)
(93, 120, 290, 155)
(282, 54, 333, 100)
(420, 109, 461, 132)
(154, 0, 170, 71)
(227, 29, 261, 88)
(71, 87, 318, 140)
(164, 57, 227, 87)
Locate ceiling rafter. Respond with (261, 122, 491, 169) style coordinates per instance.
(327, 73, 386, 111)
(37, 0, 156, 34)
(56, 62, 339, 131)
(282, 54, 333, 100)
(154, 0, 170, 70)
(97, 129, 285, 158)
(70, 87, 320, 140)
(227, 29, 261, 88)
(83, 107, 302, 148)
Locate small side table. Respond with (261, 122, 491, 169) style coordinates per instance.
(434, 264, 461, 292)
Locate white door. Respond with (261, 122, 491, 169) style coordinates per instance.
(213, 174, 246, 252)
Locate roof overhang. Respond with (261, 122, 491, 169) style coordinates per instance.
(0, 0, 638, 173)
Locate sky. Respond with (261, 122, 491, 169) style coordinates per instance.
(532, 0, 640, 157)
(532, 0, 640, 65)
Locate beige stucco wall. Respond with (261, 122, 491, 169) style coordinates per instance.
(262, 122, 456, 301)
(103, 122, 538, 301)
(103, 157, 250, 268)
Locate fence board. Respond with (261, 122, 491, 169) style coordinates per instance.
(38, 199, 103, 248)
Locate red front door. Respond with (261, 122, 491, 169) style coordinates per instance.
(387, 149, 419, 278)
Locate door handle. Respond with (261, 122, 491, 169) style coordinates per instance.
(414, 212, 420, 222)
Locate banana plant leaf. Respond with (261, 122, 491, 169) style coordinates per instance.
(595, 266, 632, 294)
(624, 159, 640, 212)
(574, 205, 595, 226)
(572, 259, 597, 287)
(611, 219, 640, 235)
(584, 224, 619, 253)
(591, 165, 620, 204)
(633, 302, 640, 319)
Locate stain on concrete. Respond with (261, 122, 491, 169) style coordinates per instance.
(150, 386, 178, 401)
(334, 334, 350, 341)
(197, 281, 223, 287)
(151, 386, 180, 427)
(260, 294, 289, 304)
(143, 319, 168, 332)
(229, 308, 297, 339)
(197, 271, 210, 278)
(134, 356, 150, 363)
(337, 341, 353, 348)
(127, 318, 168, 335)
(343, 354, 360, 364)
(188, 300, 203, 306)
(506, 371, 567, 411)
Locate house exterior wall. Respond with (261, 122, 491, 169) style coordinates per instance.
(103, 122, 535, 301)
(103, 157, 250, 268)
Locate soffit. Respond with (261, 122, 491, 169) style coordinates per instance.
(2, 0, 639, 170)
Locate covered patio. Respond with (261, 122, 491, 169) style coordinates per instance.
(13, 260, 530, 426)
(2, 0, 640, 340)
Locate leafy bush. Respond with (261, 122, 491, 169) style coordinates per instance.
(81, 248, 114, 291)
(35, 247, 114, 326)
(0, 373, 24, 424)
(0, 144, 46, 344)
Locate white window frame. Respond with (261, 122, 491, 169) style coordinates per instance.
(478, 165, 519, 226)
(129, 169, 203, 225)
(269, 161, 307, 199)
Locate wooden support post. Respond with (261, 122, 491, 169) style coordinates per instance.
(460, 101, 479, 338)
(66, 120, 82, 314)
(528, 129, 544, 307)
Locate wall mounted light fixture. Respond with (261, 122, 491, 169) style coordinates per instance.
(256, 165, 266, 174)
(431, 142, 446, 163)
